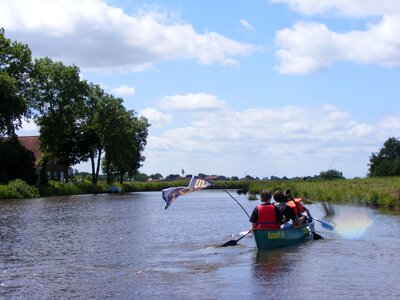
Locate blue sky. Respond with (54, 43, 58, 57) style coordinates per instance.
(2, 0, 400, 178)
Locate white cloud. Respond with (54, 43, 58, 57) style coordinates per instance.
(143, 103, 386, 178)
(239, 19, 255, 31)
(112, 84, 135, 97)
(16, 119, 39, 136)
(140, 108, 172, 128)
(158, 93, 227, 112)
(275, 17, 400, 74)
(0, 0, 262, 71)
(270, 0, 400, 18)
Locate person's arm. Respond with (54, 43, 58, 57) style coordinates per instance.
(274, 206, 285, 224)
(249, 207, 258, 230)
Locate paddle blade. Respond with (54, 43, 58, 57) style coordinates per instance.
(221, 240, 238, 247)
(320, 220, 335, 231)
(313, 232, 324, 240)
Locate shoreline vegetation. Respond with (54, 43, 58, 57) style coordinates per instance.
(1, 177, 399, 212)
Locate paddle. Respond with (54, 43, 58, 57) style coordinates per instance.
(221, 230, 251, 247)
(222, 189, 251, 218)
(220, 190, 252, 247)
(306, 218, 324, 240)
(312, 218, 335, 231)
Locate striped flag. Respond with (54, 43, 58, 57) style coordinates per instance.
(162, 176, 213, 209)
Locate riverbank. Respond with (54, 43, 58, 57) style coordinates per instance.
(1, 177, 399, 211)
(247, 177, 400, 211)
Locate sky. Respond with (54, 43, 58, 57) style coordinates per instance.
(2, 0, 400, 179)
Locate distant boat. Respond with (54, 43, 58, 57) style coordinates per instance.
(107, 186, 122, 194)
(253, 221, 314, 250)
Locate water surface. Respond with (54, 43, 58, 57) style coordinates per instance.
(1, 190, 399, 299)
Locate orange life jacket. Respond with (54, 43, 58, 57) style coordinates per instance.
(255, 204, 280, 230)
(287, 198, 305, 217)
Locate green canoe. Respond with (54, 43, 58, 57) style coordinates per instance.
(253, 221, 315, 250)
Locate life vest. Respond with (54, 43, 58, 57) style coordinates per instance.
(255, 204, 280, 230)
(287, 198, 305, 217)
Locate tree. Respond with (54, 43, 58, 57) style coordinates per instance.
(150, 173, 163, 180)
(30, 57, 89, 182)
(80, 83, 109, 184)
(0, 28, 32, 137)
(369, 137, 400, 176)
(102, 108, 149, 184)
(133, 173, 149, 182)
(319, 169, 344, 180)
(0, 139, 36, 184)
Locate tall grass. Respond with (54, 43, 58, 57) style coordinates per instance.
(2, 177, 399, 211)
(247, 177, 400, 210)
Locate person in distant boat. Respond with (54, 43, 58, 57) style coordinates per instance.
(250, 189, 285, 230)
(284, 189, 312, 223)
(273, 190, 305, 228)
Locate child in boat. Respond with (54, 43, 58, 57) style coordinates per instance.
(284, 189, 313, 223)
(273, 190, 305, 229)
(249, 189, 286, 230)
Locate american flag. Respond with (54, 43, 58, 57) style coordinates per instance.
(162, 176, 213, 209)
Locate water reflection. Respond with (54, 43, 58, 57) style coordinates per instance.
(252, 249, 289, 281)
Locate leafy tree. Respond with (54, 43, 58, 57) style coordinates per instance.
(30, 57, 89, 182)
(150, 173, 163, 180)
(0, 139, 36, 184)
(165, 174, 181, 181)
(80, 83, 109, 184)
(320, 169, 344, 180)
(102, 108, 149, 184)
(133, 173, 150, 182)
(0, 28, 32, 137)
(369, 137, 400, 176)
(244, 175, 255, 180)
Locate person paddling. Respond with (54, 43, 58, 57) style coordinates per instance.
(284, 189, 312, 223)
(273, 190, 305, 229)
(249, 190, 285, 230)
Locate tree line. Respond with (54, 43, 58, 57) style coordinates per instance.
(0, 28, 149, 185)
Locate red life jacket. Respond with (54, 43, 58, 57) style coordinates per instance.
(287, 198, 305, 217)
(255, 204, 280, 230)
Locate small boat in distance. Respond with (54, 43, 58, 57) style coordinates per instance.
(107, 186, 123, 194)
(253, 221, 315, 250)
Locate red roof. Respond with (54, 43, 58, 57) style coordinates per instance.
(18, 136, 41, 165)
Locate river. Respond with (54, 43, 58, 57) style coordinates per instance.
(1, 190, 399, 299)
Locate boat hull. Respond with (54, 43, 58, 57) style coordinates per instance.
(253, 221, 314, 250)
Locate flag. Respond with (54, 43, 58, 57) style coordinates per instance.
(162, 176, 213, 209)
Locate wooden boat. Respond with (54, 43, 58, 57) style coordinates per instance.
(253, 221, 315, 250)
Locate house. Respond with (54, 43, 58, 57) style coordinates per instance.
(18, 136, 66, 181)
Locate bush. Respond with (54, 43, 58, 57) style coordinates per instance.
(0, 179, 40, 199)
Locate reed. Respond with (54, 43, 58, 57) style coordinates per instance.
(247, 177, 400, 211)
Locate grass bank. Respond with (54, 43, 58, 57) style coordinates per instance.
(1, 177, 399, 211)
(247, 177, 400, 211)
